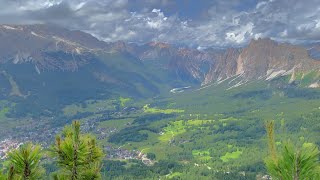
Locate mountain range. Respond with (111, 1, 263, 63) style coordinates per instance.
(0, 24, 319, 114)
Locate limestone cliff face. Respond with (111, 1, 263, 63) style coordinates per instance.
(203, 38, 320, 85)
(203, 48, 241, 85)
(236, 38, 317, 79)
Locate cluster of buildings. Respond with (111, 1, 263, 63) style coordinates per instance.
(0, 105, 154, 165)
(0, 139, 22, 159)
(104, 145, 154, 166)
(105, 145, 138, 160)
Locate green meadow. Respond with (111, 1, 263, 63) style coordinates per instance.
(90, 76, 320, 179)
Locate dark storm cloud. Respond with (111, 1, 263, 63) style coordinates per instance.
(0, 0, 320, 47)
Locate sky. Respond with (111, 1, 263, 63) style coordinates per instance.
(1, 0, 320, 47)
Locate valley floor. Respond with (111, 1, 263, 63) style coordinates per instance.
(1, 78, 320, 179)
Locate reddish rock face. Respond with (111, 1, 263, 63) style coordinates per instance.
(202, 38, 320, 84)
(235, 38, 319, 79)
(202, 48, 241, 85)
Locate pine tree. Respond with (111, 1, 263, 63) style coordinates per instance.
(264, 121, 320, 180)
(265, 120, 277, 161)
(0, 170, 5, 179)
(7, 166, 14, 180)
(6, 143, 44, 180)
(51, 121, 104, 180)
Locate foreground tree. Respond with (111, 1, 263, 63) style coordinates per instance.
(6, 143, 44, 180)
(264, 121, 320, 180)
(51, 121, 104, 180)
(0, 171, 5, 179)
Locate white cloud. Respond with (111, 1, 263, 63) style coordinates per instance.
(280, 29, 287, 37)
(254, 33, 263, 39)
(256, 1, 267, 9)
(226, 23, 254, 44)
(146, 9, 168, 29)
(1, 0, 320, 46)
(73, 2, 86, 10)
(18, 0, 63, 11)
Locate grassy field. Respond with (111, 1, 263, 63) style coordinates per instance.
(0, 107, 9, 119)
(99, 118, 134, 130)
(220, 149, 243, 162)
(63, 99, 118, 116)
(159, 120, 186, 142)
(0, 100, 13, 120)
(143, 104, 184, 114)
(192, 150, 212, 161)
(119, 97, 131, 107)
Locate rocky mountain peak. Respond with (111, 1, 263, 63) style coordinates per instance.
(0, 24, 109, 71)
(148, 42, 171, 49)
(248, 37, 276, 47)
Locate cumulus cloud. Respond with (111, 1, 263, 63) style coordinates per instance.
(0, 0, 320, 47)
(226, 23, 254, 44)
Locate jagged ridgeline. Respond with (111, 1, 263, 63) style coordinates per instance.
(0, 25, 319, 116)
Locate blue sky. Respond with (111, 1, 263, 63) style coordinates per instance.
(0, 0, 320, 47)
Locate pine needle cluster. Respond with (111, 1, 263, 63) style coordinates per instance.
(265, 121, 320, 180)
